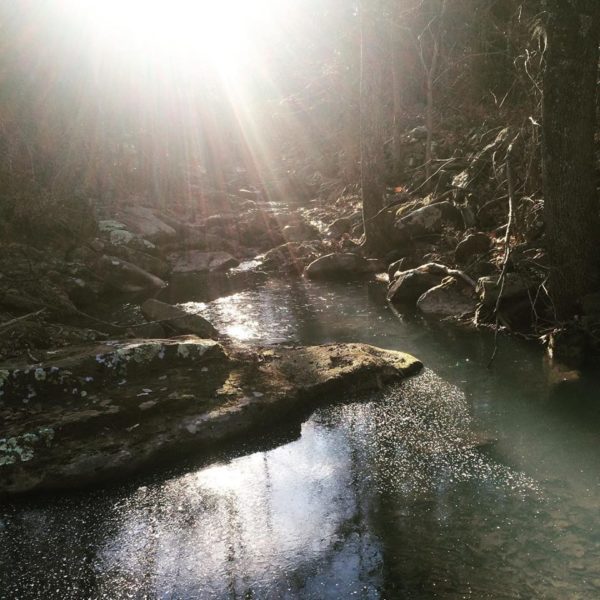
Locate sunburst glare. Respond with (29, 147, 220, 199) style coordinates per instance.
(59, 0, 283, 75)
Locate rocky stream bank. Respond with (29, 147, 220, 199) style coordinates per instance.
(0, 132, 589, 494)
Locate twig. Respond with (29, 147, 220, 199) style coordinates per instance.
(0, 309, 46, 333)
(488, 134, 519, 367)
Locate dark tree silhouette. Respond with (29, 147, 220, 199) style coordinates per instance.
(542, 0, 600, 317)
(359, 0, 387, 252)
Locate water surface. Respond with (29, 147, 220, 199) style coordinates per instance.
(2, 279, 600, 599)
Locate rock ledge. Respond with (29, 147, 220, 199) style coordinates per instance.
(0, 338, 421, 495)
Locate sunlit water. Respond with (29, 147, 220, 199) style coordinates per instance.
(2, 279, 600, 599)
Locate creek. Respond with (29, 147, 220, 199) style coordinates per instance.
(1, 279, 600, 599)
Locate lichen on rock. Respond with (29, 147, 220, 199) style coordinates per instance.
(0, 339, 421, 495)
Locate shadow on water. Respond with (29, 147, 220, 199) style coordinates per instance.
(2, 279, 600, 599)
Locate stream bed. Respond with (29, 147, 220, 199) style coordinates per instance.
(1, 279, 600, 599)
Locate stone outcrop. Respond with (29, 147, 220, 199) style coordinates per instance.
(0, 338, 421, 495)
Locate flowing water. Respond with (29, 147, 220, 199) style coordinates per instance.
(2, 279, 600, 599)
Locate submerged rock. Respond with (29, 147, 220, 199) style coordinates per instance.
(0, 339, 421, 495)
(141, 299, 218, 338)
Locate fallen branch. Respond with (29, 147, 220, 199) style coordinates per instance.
(0, 309, 46, 333)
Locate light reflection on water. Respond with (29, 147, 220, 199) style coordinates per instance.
(2, 280, 600, 599)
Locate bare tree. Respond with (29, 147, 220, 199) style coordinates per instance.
(360, 0, 387, 252)
(419, 0, 447, 190)
(542, 0, 600, 317)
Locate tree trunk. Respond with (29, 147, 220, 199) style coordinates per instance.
(391, 24, 404, 179)
(542, 0, 600, 318)
(360, 0, 387, 253)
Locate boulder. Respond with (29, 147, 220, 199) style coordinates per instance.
(259, 242, 321, 275)
(476, 273, 534, 307)
(168, 250, 240, 274)
(98, 220, 160, 254)
(282, 222, 320, 243)
(96, 255, 167, 293)
(454, 232, 492, 264)
(466, 260, 497, 280)
(304, 253, 374, 280)
(387, 256, 421, 280)
(0, 340, 421, 494)
(141, 299, 218, 338)
(394, 200, 463, 238)
(417, 278, 477, 317)
(108, 245, 171, 278)
(117, 207, 179, 245)
(387, 266, 445, 305)
(328, 212, 362, 236)
(240, 214, 286, 250)
(98, 219, 134, 246)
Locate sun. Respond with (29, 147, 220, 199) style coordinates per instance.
(59, 0, 281, 75)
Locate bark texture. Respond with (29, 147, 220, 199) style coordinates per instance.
(542, 0, 600, 317)
(360, 0, 387, 252)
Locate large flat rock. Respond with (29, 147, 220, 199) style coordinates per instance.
(0, 338, 421, 495)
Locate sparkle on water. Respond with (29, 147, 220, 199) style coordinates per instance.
(2, 279, 600, 599)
